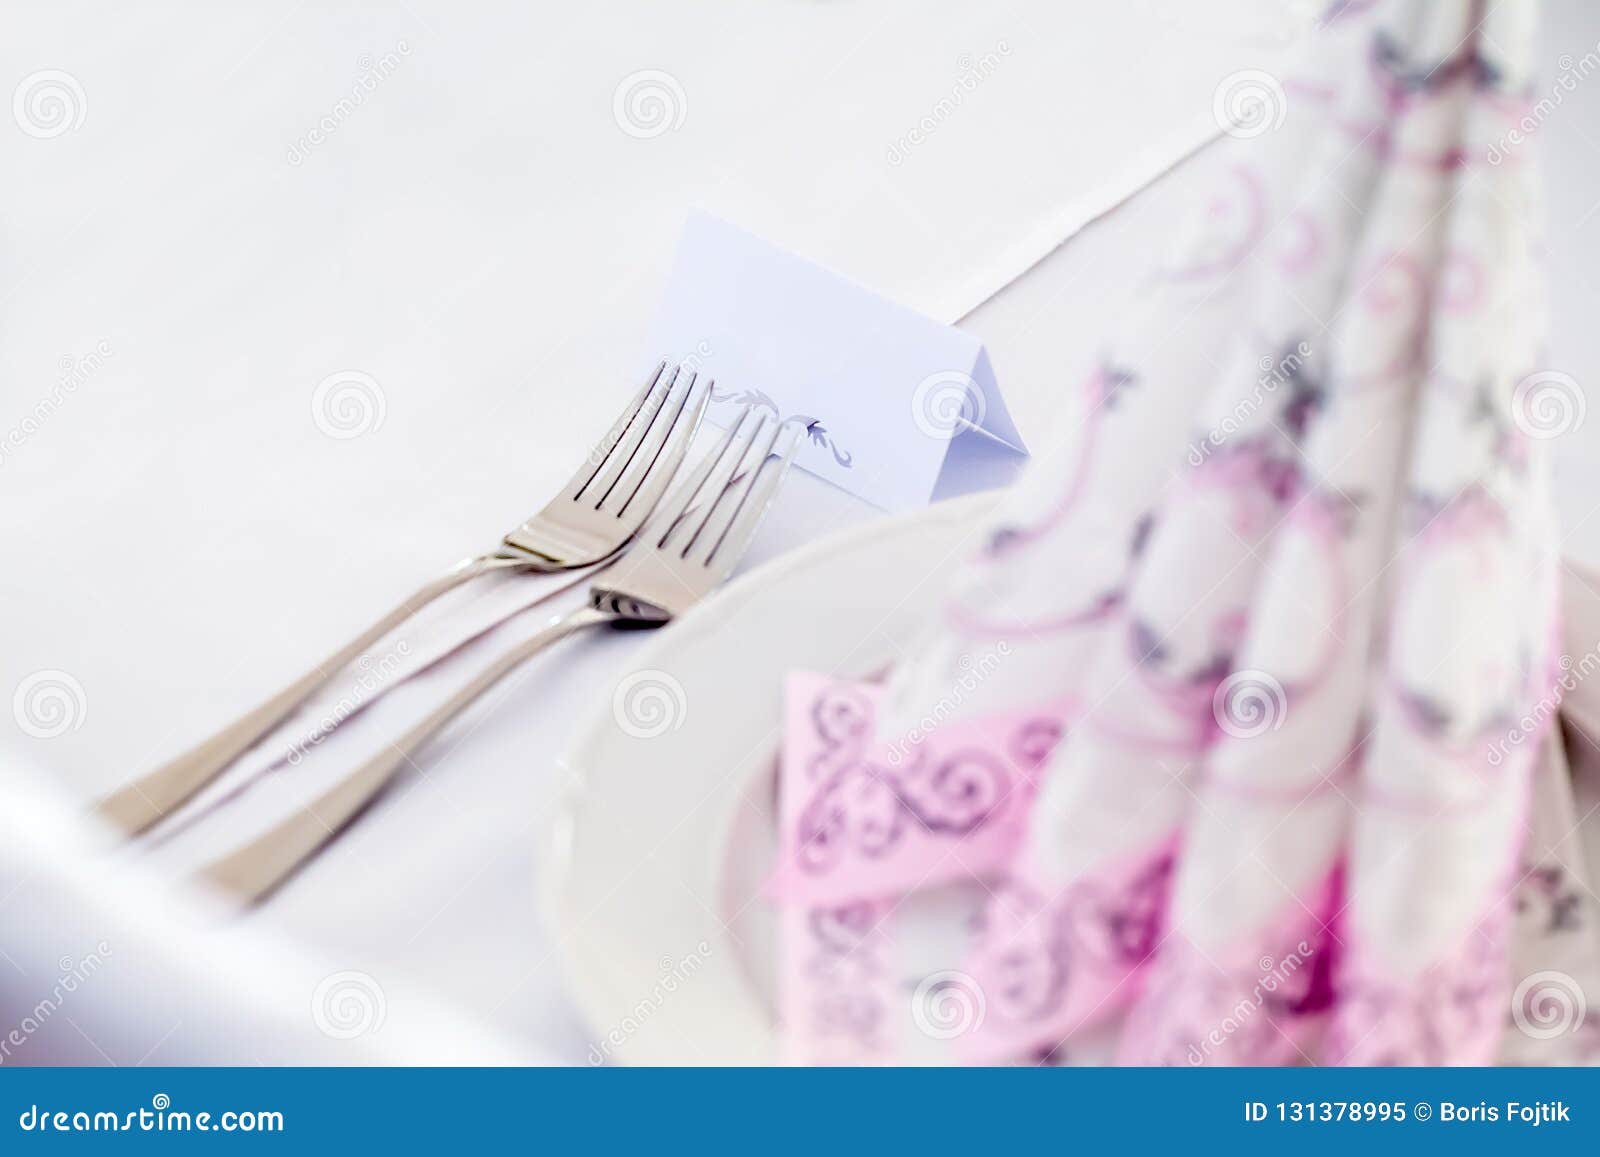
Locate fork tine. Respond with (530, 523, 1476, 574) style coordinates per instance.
(596, 370, 697, 518)
(655, 404, 760, 552)
(696, 419, 801, 574)
(676, 411, 774, 561)
(608, 375, 712, 524)
(568, 361, 672, 503)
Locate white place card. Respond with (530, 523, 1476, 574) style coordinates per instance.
(640, 211, 1027, 512)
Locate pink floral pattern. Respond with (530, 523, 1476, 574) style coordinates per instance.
(772, 672, 1071, 907)
(778, 0, 1579, 1065)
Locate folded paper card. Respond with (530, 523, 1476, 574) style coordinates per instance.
(641, 211, 1027, 512)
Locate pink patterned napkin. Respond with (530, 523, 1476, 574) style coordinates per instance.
(777, 0, 1600, 1066)
(772, 672, 1071, 908)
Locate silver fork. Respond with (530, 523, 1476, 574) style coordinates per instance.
(200, 405, 801, 904)
(96, 361, 709, 836)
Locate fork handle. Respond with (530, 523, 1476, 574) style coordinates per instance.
(95, 556, 510, 836)
(199, 605, 611, 904)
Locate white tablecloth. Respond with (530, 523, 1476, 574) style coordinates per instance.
(5, 0, 1600, 1065)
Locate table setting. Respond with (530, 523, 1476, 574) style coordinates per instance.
(5, 0, 1600, 1075)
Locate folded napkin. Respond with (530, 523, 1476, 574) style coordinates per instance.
(778, 0, 1600, 1066)
(772, 671, 1071, 907)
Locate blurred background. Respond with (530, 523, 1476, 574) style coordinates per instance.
(2, 0, 1598, 1065)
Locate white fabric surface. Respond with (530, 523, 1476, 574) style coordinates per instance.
(4, 0, 1600, 1064)
(0, 768, 526, 1065)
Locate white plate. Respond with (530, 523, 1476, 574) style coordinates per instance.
(541, 493, 997, 1064)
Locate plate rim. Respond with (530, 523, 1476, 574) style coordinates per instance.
(538, 491, 998, 1063)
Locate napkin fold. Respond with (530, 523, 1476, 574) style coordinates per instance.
(778, 0, 1600, 1067)
(773, 671, 1070, 907)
